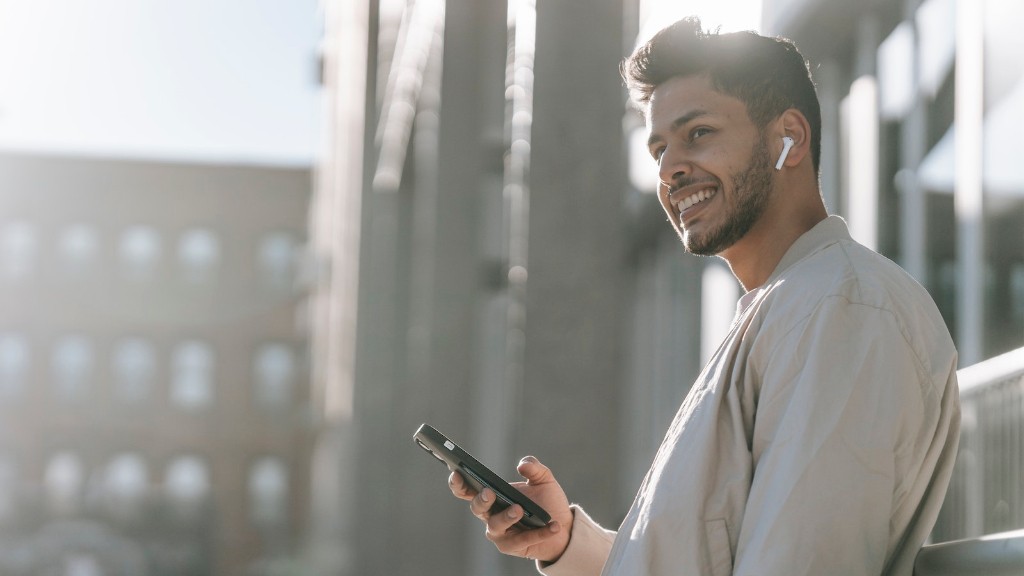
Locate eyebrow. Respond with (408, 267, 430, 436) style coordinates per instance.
(646, 109, 711, 148)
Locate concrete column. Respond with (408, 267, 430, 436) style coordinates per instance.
(899, 0, 928, 283)
(817, 61, 842, 215)
(349, 0, 511, 574)
(845, 13, 880, 250)
(954, 0, 985, 365)
(518, 0, 628, 527)
(391, 0, 506, 573)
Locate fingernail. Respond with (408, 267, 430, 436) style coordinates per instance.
(549, 522, 561, 533)
(507, 506, 518, 519)
(480, 490, 490, 503)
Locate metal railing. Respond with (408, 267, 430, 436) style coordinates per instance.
(915, 528, 1024, 576)
(931, 347, 1024, 543)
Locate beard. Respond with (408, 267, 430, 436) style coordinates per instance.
(684, 133, 775, 256)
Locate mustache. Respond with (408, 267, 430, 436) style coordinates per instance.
(662, 176, 720, 194)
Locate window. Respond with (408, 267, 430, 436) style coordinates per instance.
(119, 226, 162, 280)
(103, 453, 148, 517)
(1012, 263, 1024, 317)
(171, 341, 214, 410)
(112, 338, 156, 403)
(51, 336, 94, 401)
(254, 343, 296, 409)
(58, 224, 100, 274)
(178, 228, 220, 284)
(0, 221, 36, 280)
(877, 21, 914, 120)
(62, 555, 103, 576)
(165, 455, 210, 513)
(258, 232, 298, 290)
(0, 334, 30, 400)
(0, 456, 18, 521)
(248, 456, 288, 527)
(45, 452, 84, 514)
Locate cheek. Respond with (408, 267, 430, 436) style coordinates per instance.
(705, 136, 751, 172)
(657, 189, 675, 218)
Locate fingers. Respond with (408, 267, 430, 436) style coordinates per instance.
(469, 487, 498, 519)
(448, 470, 473, 500)
(516, 455, 554, 485)
(449, 470, 499, 522)
(486, 503, 526, 535)
(485, 504, 562, 558)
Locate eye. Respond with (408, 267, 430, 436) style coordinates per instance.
(650, 145, 666, 163)
(690, 127, 713, 141)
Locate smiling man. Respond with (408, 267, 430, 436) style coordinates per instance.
(448, 17, 961, 576)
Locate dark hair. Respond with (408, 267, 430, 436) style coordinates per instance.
(621, 17, 821, 174)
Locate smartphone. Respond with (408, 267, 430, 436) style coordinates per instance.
(413, 423, 551, 529)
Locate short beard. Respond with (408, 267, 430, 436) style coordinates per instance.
(684, 132, 774, 256)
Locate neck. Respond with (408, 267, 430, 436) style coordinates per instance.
(720, 196, 827, 291)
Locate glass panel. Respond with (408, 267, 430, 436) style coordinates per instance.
(254, 343, 296, 409)
(119, 226, 162, 280)
(178, 228, 220, 283)
(877, 21, 915, 120)
(104, 453, 149, 521)
(0, 456, 18, 522)
(171, 341, 214, 410)
(0, 221, 36, 280)
(51, 336, 94, 401)
(112, 338, 156, 403)
(258, 232, 297, 290)
(248, 457, 288, 527)
(165, 455, 210, 504)
(0, 334, 30, 400)
(62, 555, 103, 576)
(58, 224, 100, 272)
(45, 452, 84, 514)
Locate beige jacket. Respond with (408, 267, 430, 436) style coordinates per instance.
(542, 216, 961, 576)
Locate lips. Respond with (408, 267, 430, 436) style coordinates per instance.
(669, 186, 718, 225)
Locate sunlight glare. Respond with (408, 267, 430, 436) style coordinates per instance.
(628, 0, 765, 193)
(638, 0, 763, 45)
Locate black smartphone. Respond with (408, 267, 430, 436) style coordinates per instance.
(413, 423, 551, 529)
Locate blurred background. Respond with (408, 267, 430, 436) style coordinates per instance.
(0, 0, 1021, 574)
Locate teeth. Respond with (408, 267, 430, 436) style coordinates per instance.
(676, 188, 716, 212)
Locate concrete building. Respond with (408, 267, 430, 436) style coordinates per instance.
(0, 153, 313, 575)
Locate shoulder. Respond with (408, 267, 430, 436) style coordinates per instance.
(753, 238, 956, 387)
(762, 237, 940, 326)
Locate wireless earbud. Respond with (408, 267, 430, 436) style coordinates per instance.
(775, 136, 794, 170)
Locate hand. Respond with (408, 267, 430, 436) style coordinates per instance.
(449, 456, 573, 563)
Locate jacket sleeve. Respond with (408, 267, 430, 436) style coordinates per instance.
(537, 506, 616, 576)
(732, 296, 955, 575)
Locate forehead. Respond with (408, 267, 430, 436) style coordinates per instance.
(645, 75, 750, 132)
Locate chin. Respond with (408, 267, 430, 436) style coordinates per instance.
(683, 229, 722, 257)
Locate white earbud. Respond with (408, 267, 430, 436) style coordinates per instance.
(775, 136, 794, 170)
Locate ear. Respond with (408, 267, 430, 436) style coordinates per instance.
(772, 108, 811, 169)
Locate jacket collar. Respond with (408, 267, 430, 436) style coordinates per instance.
(766, 215, 852, 286)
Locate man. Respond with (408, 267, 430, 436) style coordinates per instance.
(449, 17, 960, 575)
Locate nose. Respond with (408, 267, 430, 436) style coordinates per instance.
(658, 146, 690, 190)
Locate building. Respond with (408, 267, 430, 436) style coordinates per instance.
(763, 0, 1024, 364)
(0, 153, 313, 575)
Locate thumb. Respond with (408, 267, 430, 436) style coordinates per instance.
(517, 456, 554, 485)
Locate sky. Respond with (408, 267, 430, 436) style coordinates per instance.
(0, 0, 322, 167)
(639, 0, 763, 43)
(0, 0, 760, 168)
